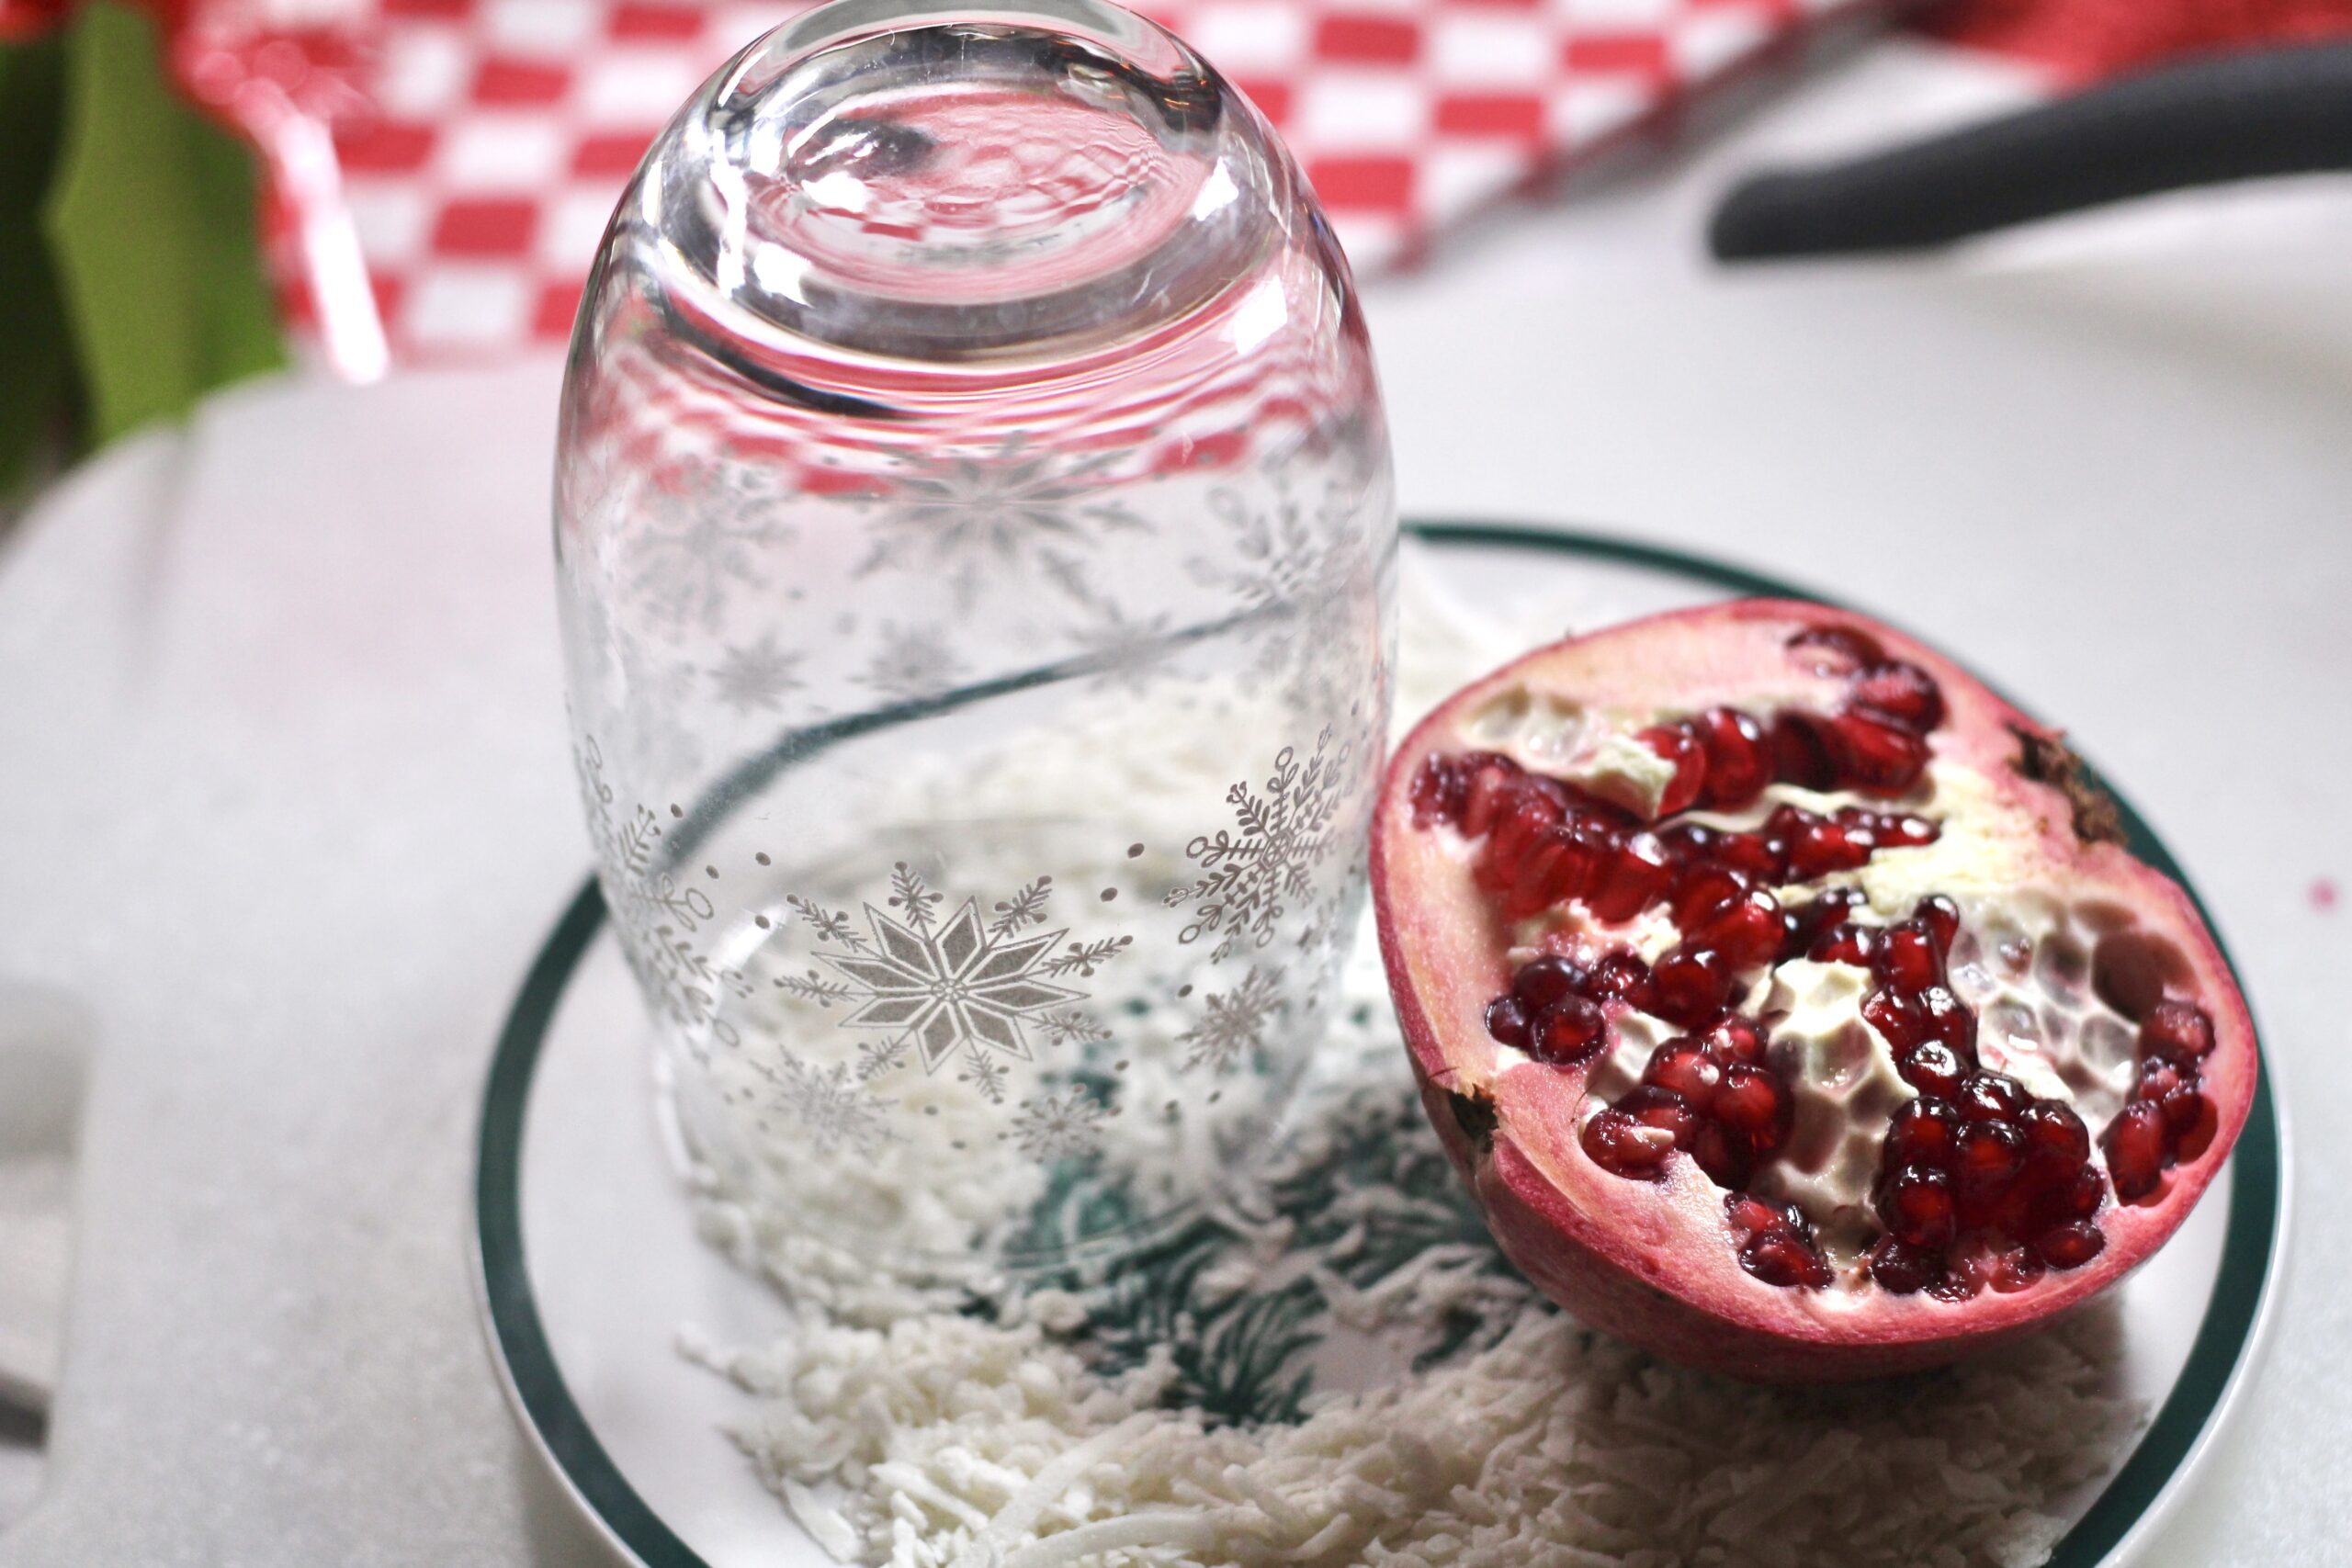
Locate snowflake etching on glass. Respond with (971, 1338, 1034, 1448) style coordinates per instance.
(1189, 457, 1377, 717)
(626, 457, 793, 636)
(781, 863, 1124, 1076)
(1178, 965, 1284, 1072)
(1166, 727, 1353, 963)
(854, 439, 1148, 612)
(859, 621, 968, 703)
(707, 632, 805, 714)
(744, 1055, 895, 1158)
(1009, 1089, 1109, 1160)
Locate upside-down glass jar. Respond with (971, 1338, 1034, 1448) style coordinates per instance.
(554, 0, 1394, 1277)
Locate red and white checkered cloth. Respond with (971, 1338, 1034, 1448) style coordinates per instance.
(317, 0, 1865, 360)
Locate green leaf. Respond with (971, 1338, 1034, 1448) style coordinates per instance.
(40, 0, 286, 450)
(0, 33, 73, 495)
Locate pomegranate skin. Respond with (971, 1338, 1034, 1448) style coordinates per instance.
(1372, 600, 2258, 1383)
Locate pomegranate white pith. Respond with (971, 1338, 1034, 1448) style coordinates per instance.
(1371, 601, 2256, 1382)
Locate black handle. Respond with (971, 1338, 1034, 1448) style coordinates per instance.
(1710, 39, 2352, 261)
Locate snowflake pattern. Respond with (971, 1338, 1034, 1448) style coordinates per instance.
(856, 440, 1148, 612)
(707, 633, 805, 715)
(1166, 727, 1353, 962)
(956, 1054, 1012, 1104)
(747, 1055, 895, 1157)
(1067, 603, 1175, 696)
(860, 622, 968, 703)
(1179, 966, 1285, 1072)
(1191, 463, 1376, 717)
(785, 866, 1123, 1075)
(1037, 1009, 1110, 1048)
(989, 877, 1054, 937)
(627, 459, 791, 636)
(1009, 1089, 1108, 1160)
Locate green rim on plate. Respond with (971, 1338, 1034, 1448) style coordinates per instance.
(474, 520, 2283, 1568)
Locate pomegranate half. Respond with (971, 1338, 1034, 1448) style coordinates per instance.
(1372, 601, 2256, 1382)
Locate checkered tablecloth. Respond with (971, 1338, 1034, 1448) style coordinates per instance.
(316, 0, 1865, 360)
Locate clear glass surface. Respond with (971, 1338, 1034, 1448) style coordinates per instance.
(554, 0, 1395, 1275)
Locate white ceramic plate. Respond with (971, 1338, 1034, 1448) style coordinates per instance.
(476, 524, 2289, 1568)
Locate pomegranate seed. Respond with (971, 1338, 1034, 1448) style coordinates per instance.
(1484, 996, 1532, 1048)
(1724, 1191, 1782, 1238)
(1689, 888, 1785, 970)
(1955, 1071, 2030, 1124)
(1900, 1041, 1970, 1099)
(1826, 710, 1929, 795)
(1881, 1164, 1958, 1248)
(1863, 987, 1924, 1050)
(1689, 1122, 1752, 1188)
(2017, 1100, 2090, 1168)
(1487, 793, 1565, 874)
(1917, 986, 1978, 1053)
(2140, 998, 2215, 1062)
(2104, 1101, 2167, 1201)
(1787, 624, 1886, 675)
(1703, 1017, 1770, 1068)
(1913, 894, 1962, 954)
(1670, 863, 1753, 928)
(1873, 920, 1943, 991)
(1989, 1248, 2045, 1293)
(2158, 1084, 2209, 1142)
(2176, 1096, 2221, 1161)
(1695, 706, 1770, 809)
(1581, 1108, 1670, 1179)
(1589, 831, 1672, 922)
(1513, 954, 1588, 1011)
(1711, 831, 1784, 882)
(1619, 1085, 1700, 1148)
(1410, 754, 1469, 826)
(1651, 944, 1736, 1029)
(1885, 1096, 1962, 1168)
(1501, 829, 1583, 919)
(1889, 815, 1939, 846)
(1849, 660, 1946, 732)
(1639, 723, 1707, 817)
(1927, 1271, 1981, 1303)
(1788, 818, 1875, 879)
(1643, 1039, 1722, 1107)
(1713, 1064, 1791, 1143)
(1784, 886, 1868, 961)
(1953, 1121, 2025, 1200)
(2056, 1164, 2107, 1221)
(1742, 1232, 1831, 1289)
(1587, 952, 1657, 1013)
(2134, 1057, 2187, 1106)
(1869, 1238, 1939, 1294)
(1530, 997, 1608, 1066)
(1770, 713, 1838, 790)
(1458, 757, 1522, 838)
(2032, 1220, 2106, 1270)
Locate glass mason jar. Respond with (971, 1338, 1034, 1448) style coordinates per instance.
(553, 0, 1395, 1276)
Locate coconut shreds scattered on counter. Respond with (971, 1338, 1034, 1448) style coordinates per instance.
(680, 547, 2149, 1568)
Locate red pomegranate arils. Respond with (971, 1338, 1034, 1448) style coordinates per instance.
(1512, 953, 1586, 1010)
(1849, 660, 1946, 732)
(1582, 1106, 1671, 1178)
(1379, 605, 2252, 1369)
(1639, 723, 1708, 816)
(1695, 706, 1770, 809)
(1484, 995, 1532, 1048)
(1530, 996, 1607, 1066)
(2141, 998, 2216, 1062)
(1787, 625, 1885, 675)
(2031, 1220, 2106, 1270)
(1881, 1164, 1959, 1248)
(1914, 894, 1962, 954)
(2103, 1100, 2167, 1201)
